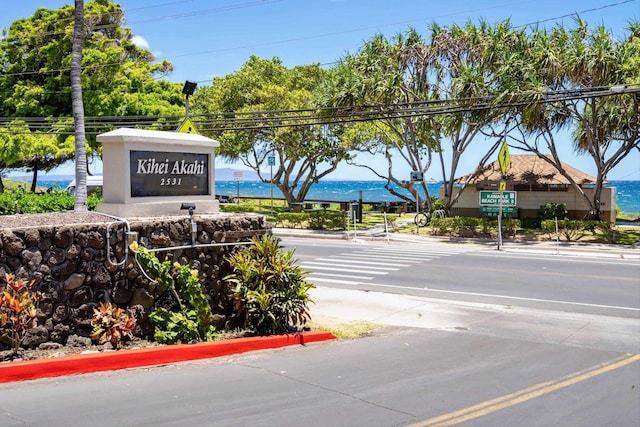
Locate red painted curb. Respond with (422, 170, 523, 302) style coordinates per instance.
(0, 331, 336, 384)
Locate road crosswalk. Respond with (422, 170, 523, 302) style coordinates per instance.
(300, 243, 479, 286)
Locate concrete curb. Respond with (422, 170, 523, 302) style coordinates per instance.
(0, 331, 336, 384)
(273, 228, 640, 258)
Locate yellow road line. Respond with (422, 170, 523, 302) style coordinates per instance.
(410, 353, 640, 427)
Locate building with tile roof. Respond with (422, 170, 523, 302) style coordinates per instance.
(442, 154, 615, 222)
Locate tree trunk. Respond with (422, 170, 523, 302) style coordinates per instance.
(71, 0, 88, 212)
(30, 164, 39, 193)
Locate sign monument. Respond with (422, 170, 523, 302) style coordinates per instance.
(96, 128, 220, 217)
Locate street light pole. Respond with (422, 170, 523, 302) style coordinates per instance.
(182, 80, 197, 118)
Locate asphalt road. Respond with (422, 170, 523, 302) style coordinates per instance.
(0, 237, 638, 427)
(1, 328, 637, 427)
(282, 237, 640, 318)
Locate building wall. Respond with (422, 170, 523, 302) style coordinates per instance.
(443, 186, 616, 222)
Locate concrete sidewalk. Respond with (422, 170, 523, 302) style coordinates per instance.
(308, 286, 640, 355)
(287, 222, 639, 353)
(273, 225, 640, 260)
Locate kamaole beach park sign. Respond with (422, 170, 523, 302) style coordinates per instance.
(479, 190, 517, 207)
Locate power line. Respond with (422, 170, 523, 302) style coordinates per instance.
(1, 0, 636, 80)
(124, 0, 285, 25)
(1, 84, 636, 136)
(0, 0, 283, 42)
(515, 0, 639, 28)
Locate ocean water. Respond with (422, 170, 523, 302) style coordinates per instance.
(614, 180, 640, 215)
(35, 178, 640, 215)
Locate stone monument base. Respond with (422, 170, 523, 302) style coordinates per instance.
(97, 200, 220, 218)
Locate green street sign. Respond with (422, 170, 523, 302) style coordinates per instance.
(479, 191, 516, 207)
(267, 156, 276, 166)
(480, 206, 517, 214)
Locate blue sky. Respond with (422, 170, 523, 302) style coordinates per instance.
(3, 0, 640, 180)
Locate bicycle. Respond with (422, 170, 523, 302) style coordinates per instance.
(414, 210, 431, 227)
(413, 209, 446, 227)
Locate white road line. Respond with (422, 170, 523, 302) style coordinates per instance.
(344, 253, 430, 262)
(470, 251, 639, 264)
(301, 265, 390, 274)
(302, 261, 398, 271)
(307, 277, 360, 285)
(419, 287, 640, 312)
(357, 282, 640, 313)
(301, 244, 475, 287)
(364, 248, 463, 255)
(318, 258, 413, 267)
(307, 272, 373, 280)
(360, 252, 438, 260)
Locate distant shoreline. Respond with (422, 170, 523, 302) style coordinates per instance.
(5, 176, 639, 216)
(7, 174, 640, 183)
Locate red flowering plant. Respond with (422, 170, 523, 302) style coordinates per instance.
(90, 302, 137, 349)
(0, 273, 44, 357)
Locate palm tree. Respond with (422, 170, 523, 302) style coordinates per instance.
(497, 20, 639, 220)
(71, 0, 87, 212)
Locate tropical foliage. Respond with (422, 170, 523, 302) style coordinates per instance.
(0, 273, 44, 356)
(90, 302, 137, 348)
(316, 30, 438, 206)
(194, 56, 357, 204)
(130, 242, 216, 344)
(0, 189, 101, 214)
(318, 20, 638, 216)
(0, 0, 184, 191)
(483, 19, 640, 219)
(225, 235, 314, 336)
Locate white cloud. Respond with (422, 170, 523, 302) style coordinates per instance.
(131, 35, 150, 50)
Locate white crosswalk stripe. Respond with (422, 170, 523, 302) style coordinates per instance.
(301, 243, 479, 286)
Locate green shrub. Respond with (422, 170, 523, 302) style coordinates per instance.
(225, 235, 314, 336)
(537, 203, 567, 221)
(0, 189, 104, 214)
(541, 219, 605, 241)
(0, 190, 75, 214)
(221, 204, 254, 213)
(430, 197, 446, 212)
(502, 218, 521, 238)
(307, 210, 345, 230)
(275, 212, 309, 228)
(430, 217, 456, 235)
(455, 217, 480, 236)
(307, 211, 326, 230)
(520, 218, 539, 230)
(87, 190, 103, 211)
(480, 218, 493, 234)
(130, 242, 216, 344)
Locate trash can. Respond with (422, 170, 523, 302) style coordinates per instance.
(350, 201, 361, 222)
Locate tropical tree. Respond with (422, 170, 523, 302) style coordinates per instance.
(566, 21, 640, 218)
(316, 30, 438, 207)
(495, 19, 640, 219)
(317, 24, 511, 213)
(0, 0, 185, 188)
(425, 21, 508, 213)
(194, 56, 355, 204)
(0, 121, 75, 192)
